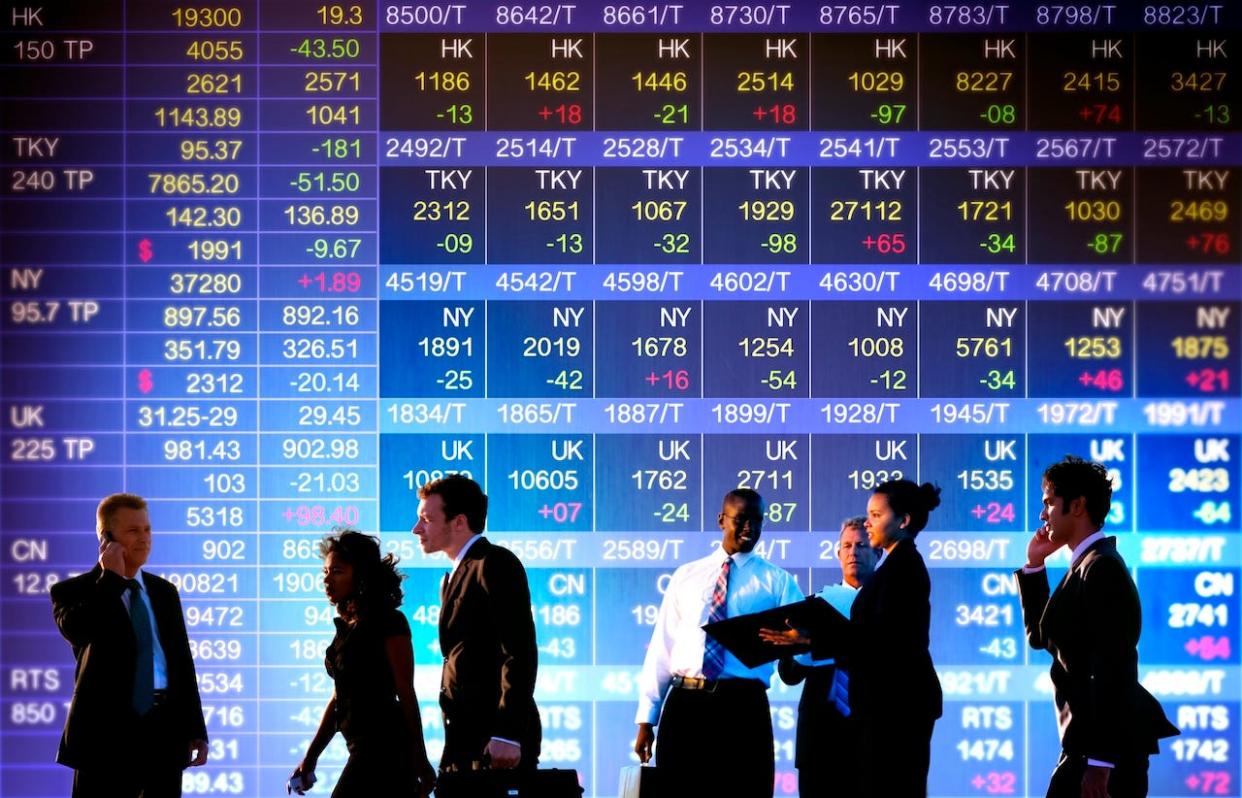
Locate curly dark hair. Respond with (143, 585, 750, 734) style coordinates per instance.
(318, 530, 403, 619)
(1043, 455, 1113, 530)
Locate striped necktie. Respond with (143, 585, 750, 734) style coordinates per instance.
(127, 579, 155, 715)
(829, 667, 850, 716)
(701, 556, 732, 680)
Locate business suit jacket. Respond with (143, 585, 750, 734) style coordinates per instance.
(816, 539, 943, 726)
(777, 657, 849, 770)
(51, 566, 207, 770)
(438, 537, 541, 767)
(1016, 537, 1178, 764)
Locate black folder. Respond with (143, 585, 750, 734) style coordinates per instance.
(701, 597, 849, 668)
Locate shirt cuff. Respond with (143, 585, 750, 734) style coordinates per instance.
(635, 698, 662, 726)
(490, 737, 520, 749)
(1021, 564, 1046, 574)
(1086, 758, 1114, 768)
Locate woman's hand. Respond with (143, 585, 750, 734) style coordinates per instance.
(287, 759, 317, 795)
(414, 756, 437, 798)
(758, 620, 811, 646)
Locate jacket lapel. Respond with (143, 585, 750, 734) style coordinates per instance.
(440, 538, 487, 629)
(1040, 537, 1113, 644)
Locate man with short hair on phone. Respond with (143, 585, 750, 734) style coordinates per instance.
(51, 493, 208, 797)
(1018, 457, 1178, 798)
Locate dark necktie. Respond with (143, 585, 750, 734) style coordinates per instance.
(127, 579, 155, 715)
(701, 557, 732, 679)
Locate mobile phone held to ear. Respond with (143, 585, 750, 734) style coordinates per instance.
(103, 530, 115, 543)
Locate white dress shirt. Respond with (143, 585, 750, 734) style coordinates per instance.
(793, 582, 860, 667)
(635, 547, 804, 725)
(451, 533, 483, 575)
(121, 570, 169, 690)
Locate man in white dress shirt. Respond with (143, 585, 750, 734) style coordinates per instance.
(777, 517, 877, 798)
(633, 488, 803, 797)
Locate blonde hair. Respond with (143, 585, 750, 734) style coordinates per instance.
(96, 493, 147, 540)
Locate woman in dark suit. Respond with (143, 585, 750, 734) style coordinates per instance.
(763, 479, 943, 797)
(289, 531, 436, 797)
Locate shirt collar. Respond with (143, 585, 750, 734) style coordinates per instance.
(1070, 531, 1107, 566)
(452, 533, 483, 572)
(715, 546, 752, 568)
(125, 569, 147, 594)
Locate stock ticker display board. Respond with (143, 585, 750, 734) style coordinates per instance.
(1, 1, 1240, 796)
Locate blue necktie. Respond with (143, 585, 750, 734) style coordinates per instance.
(127, 580, 155, 715)
(702, 557, 732, 680)
(829, 667, 850, 717)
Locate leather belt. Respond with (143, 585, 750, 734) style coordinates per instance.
(671, 674, 764, 693)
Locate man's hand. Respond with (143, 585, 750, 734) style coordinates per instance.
(99, 539, 126, 576)
(634, 723, 655, 764)
(1081, 764, 1109, 798)
(187, 739, 209, 767)
(758, 620, 811, 646)
(485, 738, 521, 769)
(1025, 527, 1060, 569)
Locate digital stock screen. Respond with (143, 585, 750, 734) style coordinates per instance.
(1, 1, 1240, 796)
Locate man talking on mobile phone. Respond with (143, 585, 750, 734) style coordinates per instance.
(1017, 458, 1178, 798)
(50, 493, 209, 797)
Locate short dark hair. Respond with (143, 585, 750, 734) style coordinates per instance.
(319, 530, 403, 618)
(1043, 455, 1113, 530)
(873, 480, 942, 537)
(419, 474, 488, 534)
(97, 493, 147, 540)
(722, 488, 765, 514)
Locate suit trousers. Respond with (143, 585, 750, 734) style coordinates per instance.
(655, 680, 773, 798)
(70, 703, 185, 798)
(332, 735, 420, 797)
(797, 720, 858, 798)
(1047, 752, 1150, 798)
(859, 714, 934, 798)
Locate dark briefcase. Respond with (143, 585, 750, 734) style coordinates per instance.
(435, 768, 582, 798)
(618, 765, 666, 798)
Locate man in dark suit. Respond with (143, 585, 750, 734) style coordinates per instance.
(1018, 456, 1178, 798)
(777, 516, 877, 798)
(50, 493, 208, 797)
(413, 475, 541, 773)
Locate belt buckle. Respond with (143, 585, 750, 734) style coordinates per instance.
(674, 674, 717, 692)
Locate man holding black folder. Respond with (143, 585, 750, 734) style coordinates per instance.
(633, 489, 803, 797)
